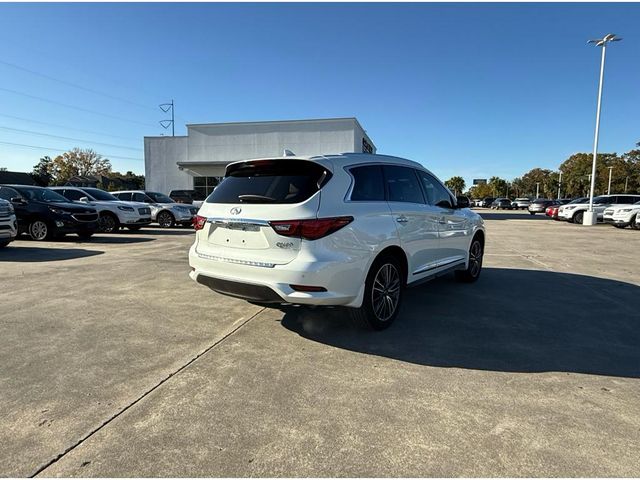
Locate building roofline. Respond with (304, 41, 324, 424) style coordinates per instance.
(185, 117, 362, 128)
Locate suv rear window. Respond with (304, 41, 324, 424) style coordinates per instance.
(207, 160, 331, 204)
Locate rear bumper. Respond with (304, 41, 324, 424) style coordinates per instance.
(188, 242, 368, 307)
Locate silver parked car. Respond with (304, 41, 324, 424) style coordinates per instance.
(111, 190, 198, 227)
(0, 198, 18, 247)
(512, 197, 531, 210)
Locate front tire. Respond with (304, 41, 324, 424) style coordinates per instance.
(157, 211, 175, 228)
(99, 212, 119, 233)
(529, 212, 535, 216)
(455, 237, 484, 283)
(349, 255, 403, 330)
(29, 220, 50, 241)
(573, 211, 584, 225)
(630, 215, 640, 231)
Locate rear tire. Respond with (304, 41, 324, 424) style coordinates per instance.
(529, 212, 535, 216)
(157, 211, 175, 228)
(349, 254, 404, 331)
(455, 237, 484, 283)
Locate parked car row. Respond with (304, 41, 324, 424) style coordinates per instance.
(556, 194, 640, 227)
(0, 184, 200, 242)
(473, 197, 532, 210)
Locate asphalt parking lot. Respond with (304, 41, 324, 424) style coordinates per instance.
(1, 210, 639, 477)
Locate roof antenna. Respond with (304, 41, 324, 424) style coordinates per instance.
(283, 149, 296, 157)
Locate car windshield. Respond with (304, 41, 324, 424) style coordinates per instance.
(82, 188, 118, 201)
(568, 197, 588, 204)
(147, 192, 174, 203)
(16, 187, 68, 203)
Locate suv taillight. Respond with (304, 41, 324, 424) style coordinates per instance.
(193, 215, 207, 231)
(269, 216, 353, 240)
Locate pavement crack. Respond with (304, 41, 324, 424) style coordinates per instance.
(29, 307, 265, 477)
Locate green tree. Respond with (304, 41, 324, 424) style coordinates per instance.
(50, 148, 112, 185)
(30, 156, 53, 186)
(488, 176, 508, 197)
(444, 176, 466, 196)
(467, 183, 494, 199)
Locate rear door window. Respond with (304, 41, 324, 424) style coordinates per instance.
(207, 160, 331, 204)
(349, 165, 385, 201)
(133, 193, 147, 203)
(116, 192, 132, 201)
(62, 189, 85, 201)
(383, 166, 425, 204)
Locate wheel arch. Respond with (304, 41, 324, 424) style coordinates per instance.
(374, 245, 409, 286)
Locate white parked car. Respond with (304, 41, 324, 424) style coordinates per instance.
(0, 198, 18, 247)
(112, 190, 198, 228)
(557, 194, 640, 224)
(603, 200, 640, 229)
(189, 153, 485, 330)
(50, 187, 152, 233)
(512, 198, 531, 210)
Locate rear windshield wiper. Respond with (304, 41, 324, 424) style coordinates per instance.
(237, 194, 276, 203)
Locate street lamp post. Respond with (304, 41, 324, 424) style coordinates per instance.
(557, 171, 563, 199)
(584, 34, 622, 225)
(536, 182, 540, 199)
(607, 166, 614, 195)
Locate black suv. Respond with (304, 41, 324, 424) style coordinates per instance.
(0, 185, 99, 241)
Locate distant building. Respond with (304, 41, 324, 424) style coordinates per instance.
(0, 170, 36, 186)
(144, 117, 376, 196)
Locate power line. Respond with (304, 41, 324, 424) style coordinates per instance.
(0, 86, 157, 127)
(0, 140, 143, 162)
(0, 113, 139, 141)
(0, 125, 142, 152)
(0, 58, 158, 112)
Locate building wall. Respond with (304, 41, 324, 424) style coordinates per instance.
(144, 136, 190, 193)
(144, 118, 376, 194)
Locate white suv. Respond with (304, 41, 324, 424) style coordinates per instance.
(0, 199, 18, 247)
(112, 190, 197, 228)
(557, 195, 640, 224)
(188, 153, 485, 330)
(603, 200, 640, 229)
(50, 187, 152, 233)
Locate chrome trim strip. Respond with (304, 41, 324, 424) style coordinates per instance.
(196, 251, 275, 268)
(207, 217, 270, 227)
(413, 257, 465, 276)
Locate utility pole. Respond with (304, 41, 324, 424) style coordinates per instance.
(536, 182, 540, 199)
(159, 100, 175, 136)
(584, 34, 622, 224)
(607, 166, 614, 195)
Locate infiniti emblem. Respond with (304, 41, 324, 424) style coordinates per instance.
(230, 207, 242, 215)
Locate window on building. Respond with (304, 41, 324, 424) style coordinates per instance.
(194, 176, 221, 199)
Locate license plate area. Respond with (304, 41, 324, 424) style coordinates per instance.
(209, 224, 269, 249)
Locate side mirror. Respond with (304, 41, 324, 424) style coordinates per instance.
(79, 197, 90, 203)
(10, 197, 25, 205)
(456, 196, 470, 209)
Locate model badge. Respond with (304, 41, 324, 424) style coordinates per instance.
(276, 242, 294, 249)
(230, 207, 242, 215)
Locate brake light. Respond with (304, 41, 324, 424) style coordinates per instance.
(193, 215, 207, 231)
(269, 216, 353, 240)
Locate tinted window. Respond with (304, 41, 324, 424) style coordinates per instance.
(0, 186, 19, 201)
(207, 160, 330, 204)
(383, 166, 425, 204)
(133, 193, 147, 203)
(593, 196, 610, 204)
(83, 188, 118, 201)
(147, 192, 174, 203)
(416, 170, 452, 208)
(13, 187, 68, 203)
(349, 165, 385, 201)
(62, 189, 85, 201)
(115, 192, 132, 201)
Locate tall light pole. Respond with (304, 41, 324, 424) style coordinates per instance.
(607, 166, 614, 195)
(557, 171, 563, 199)
(536, 182, 540, 199)
(584, 34, 622, 225)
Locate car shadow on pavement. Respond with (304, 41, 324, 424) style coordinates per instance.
(477, 212, 550, 221)
(281, 268, 640, 378)
(127, 228, 195, 236)
(57, 236, 155, 245)
(0, 246, 104, 262)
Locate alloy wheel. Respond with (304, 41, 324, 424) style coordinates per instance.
(100, 214, 117, 233)
(158, 212, 173, 228)
(30, 220, 48, 241)
(469, 240, 483, 278)
(371, 263, 401, 322)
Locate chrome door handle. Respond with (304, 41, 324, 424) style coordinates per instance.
(396, 215, 408, 223)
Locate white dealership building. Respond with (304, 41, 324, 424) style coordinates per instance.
(144, 117, 376, 198)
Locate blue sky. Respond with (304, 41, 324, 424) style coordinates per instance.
(0, 2, 638, 187)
